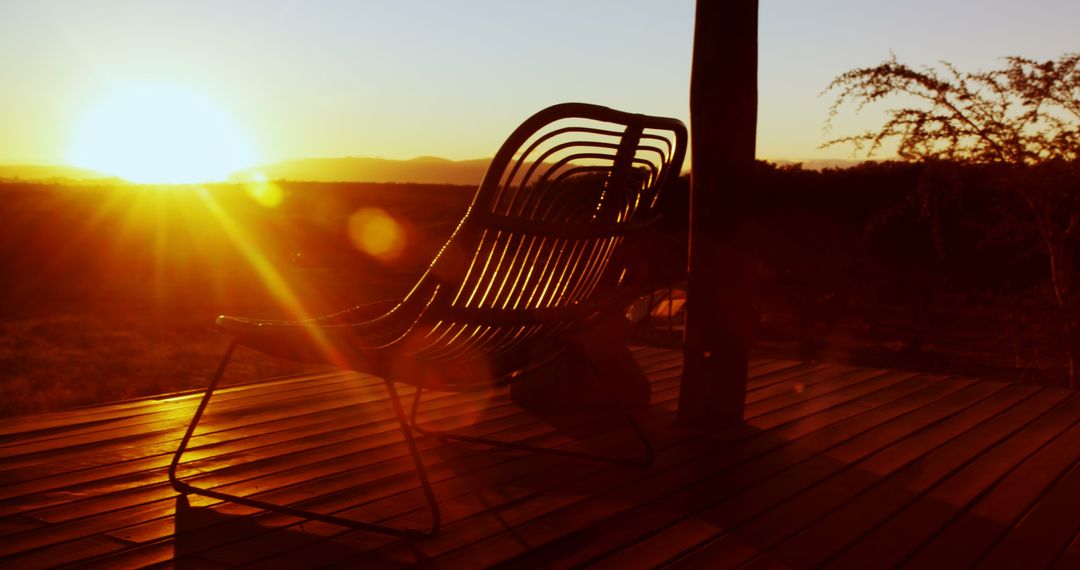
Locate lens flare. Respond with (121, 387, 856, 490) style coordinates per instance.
(348, 208, 406, 261)
(243, 173, 284, 208)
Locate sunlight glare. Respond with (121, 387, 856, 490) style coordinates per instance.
(67, 84, 257, 184)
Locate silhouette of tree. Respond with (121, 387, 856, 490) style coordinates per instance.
(825, 53, 1079, 162)
(824, 53, 1080, 386)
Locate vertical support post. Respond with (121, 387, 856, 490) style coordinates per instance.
(679, 1, 759, 427)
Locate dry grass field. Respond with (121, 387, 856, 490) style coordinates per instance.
(0, 180, 472, 416)
(2, 167, 1073, 417)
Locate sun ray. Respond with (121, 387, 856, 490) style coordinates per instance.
(193, 187, 349, 368)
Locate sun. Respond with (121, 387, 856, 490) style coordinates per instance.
(67, 83, 258, 184)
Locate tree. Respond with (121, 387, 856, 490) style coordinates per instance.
(823, 53, 1080, 387)
(682, 1, 759, 427)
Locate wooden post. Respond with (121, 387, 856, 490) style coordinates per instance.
(679, 1, 758, 427)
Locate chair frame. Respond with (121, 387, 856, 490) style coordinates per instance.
(169, 103, 687, 539)
(168, 339, 440, 538)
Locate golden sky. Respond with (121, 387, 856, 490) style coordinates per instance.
(1, 0, 1077, 178)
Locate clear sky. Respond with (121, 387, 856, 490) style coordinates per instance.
(1, 0, 1077, 172)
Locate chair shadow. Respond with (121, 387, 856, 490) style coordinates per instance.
(172, 495, 420, 568)
(168, 347, 662, 567)
(418, 391, 660, 471)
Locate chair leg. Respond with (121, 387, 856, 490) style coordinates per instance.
(168, 337, 238, 492)
(169, 338, 441, 539)
(408, 374, 654, 468)
(380, 377, 442, 536)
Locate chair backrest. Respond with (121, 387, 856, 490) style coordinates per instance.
(397, 103, 687, 384)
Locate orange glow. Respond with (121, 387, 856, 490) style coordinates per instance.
(348, 208, 406, 261)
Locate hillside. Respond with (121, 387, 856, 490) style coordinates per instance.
(0, 164, 112, 181)
(232, 156, 492, 184)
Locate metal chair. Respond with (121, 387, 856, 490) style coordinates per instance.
(169, 102, 687, 539)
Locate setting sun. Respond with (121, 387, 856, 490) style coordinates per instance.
(66, 84, 257, 184)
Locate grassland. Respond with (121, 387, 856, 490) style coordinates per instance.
(0, 180, 472, 416)
(3, 162, 1074, 416)
(0, 311, 325, 416)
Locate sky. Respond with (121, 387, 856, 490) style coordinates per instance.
(1, 0, 1077, 171)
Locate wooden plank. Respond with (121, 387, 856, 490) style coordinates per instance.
(0, 350, 674, 453)
(976, 460, 1080, 569)
(745, 366, 825, 395)
(552, 373, 967, 570)
(47, 378, 690, 567)
(0, 357, 616, 483)
(3, 353, 1076, 570)
(737, 387, 1066, 569)
(737, 372, 937, 433)
(152, 365, 821, 567)
(191, 424, 671, 566)
(745, 363, 848, 399)
(0, 535, 127, 569)
(742, 368, 888, 416)
(367, 373, 961, 568)
(0, 514, 45, 535)
(0, 382, 379, 482)
(745, 362, 834, 393)
(0, 364, 881, 570)
(665, 377, 1019, 570)
(0, 396, 542, 559)
(75, 363, 861, 568)
(71, 542, 208, 570)
(0, 362, 691, 564)
(1053, 532, 1080, 570)
(0, 381, 506, 515)
(0, 356, 678, 524)
(111, 369, 682, 548)
(0, 371, 608, 549)
(586, 380, 1009, 569)
(744, 359, 810, 378)
(20, 386, 557, 524)
(0, 409, 370, 509)
(826, 391, 1080, 569)
(0, 369, 350, 439)
(486, 378, 1013, 569)
(903, 419, 1080, 567)
(0, 371, 361, 451)
(0, 374, 393, 461)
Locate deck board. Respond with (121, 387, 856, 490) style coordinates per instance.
(517, 376, 989, 569)
(1, 348, 1078, 569)
(903, 416, 1080, 569)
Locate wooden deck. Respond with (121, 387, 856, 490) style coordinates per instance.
(1, 347, 1079, 569)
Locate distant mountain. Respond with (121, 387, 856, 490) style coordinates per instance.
(0, 157, 871, 186)
(232, 156, 492, 185)
(0, 164, 113, 182)
(765, 158, 866, 171)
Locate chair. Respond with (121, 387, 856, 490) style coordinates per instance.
(168, 102, 687, 538)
